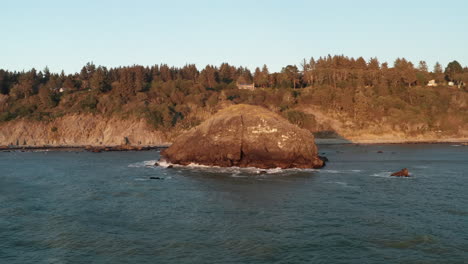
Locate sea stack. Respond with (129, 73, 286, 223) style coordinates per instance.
(161, 104, 325, 169)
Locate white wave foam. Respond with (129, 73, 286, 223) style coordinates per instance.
(320, 169, 341, 174)
(370, 171, 393, 178)
(412, 165, 429, 169)
(129, 160, 320, 175)
(128, 160, 157, 168)
(328, 181, 348, 186)
(326, 181, 360, 188)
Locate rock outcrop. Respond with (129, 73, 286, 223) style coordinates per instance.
(391, 168, 410, 177)
(84, 145, 152, 152)
(161, 104, 324, 169)
(0, 114, 169, 147)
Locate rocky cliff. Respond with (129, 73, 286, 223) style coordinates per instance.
(0, 105, 467, 148)
(0, 114, 169, 147)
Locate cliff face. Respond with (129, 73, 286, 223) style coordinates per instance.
(296, 106, 468, 143)
(0, 114, 169, 147)
(0, 105, 467, 148)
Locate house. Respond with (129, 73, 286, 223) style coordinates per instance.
(52, 87, 67, 93)
(427, 80, 437, 87)
(237, 82, 255, 90)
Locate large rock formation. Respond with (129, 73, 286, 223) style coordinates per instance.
(161, 104, 324, 169)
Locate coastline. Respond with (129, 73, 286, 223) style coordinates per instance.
(315, 137, 468, 145)
(0, 145, 170, 152)
(1, 138, 467, 152)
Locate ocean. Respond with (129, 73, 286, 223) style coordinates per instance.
(1, 144, 467, 263)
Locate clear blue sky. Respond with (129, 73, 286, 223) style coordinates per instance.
(2, 0, 467, 73)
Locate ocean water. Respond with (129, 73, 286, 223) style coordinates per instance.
(0, 144, 467, 264)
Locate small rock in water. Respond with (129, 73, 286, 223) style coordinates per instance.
(391, 168, 410, 177)
(259, 170, 267, 174)
(154, 162, 160, 166)
(377, 150, 383, 153)
(167, 165, 173, 169)
(318, 155, 329, 162)
(149, 176, 163, 180)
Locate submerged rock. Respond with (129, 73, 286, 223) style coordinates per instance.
(391, 168, 410, 177)
(85, 145, 148, 152)
(161, 104, 324, 169)
(318, 155, 329, 162)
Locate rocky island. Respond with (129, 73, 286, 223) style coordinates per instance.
(160, 104, 325, 169)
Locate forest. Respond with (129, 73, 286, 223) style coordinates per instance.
(0, 55, 467, 137)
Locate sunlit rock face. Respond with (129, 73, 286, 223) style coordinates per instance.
(161, 104, 324, 169)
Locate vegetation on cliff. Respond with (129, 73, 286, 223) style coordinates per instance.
(0, 55, 467, 139)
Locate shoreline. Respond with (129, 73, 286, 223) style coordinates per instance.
(0, 145, 170, 152)
(315, 138, 468, 145)
(1, 138, 467, 152)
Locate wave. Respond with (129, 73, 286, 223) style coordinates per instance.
(129, 159, 323, 176)
(370, 171, 393, 178)
(325, 181, 360, 188)
(127, 160, 158, 168)
(129, 160, 368, 177)
(412, 165, 429, 169)
(175, 162, 295, 175)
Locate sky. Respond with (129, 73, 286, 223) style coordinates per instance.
(2, 0, 467, 73)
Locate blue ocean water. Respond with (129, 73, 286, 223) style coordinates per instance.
(0, 144, 467, 264)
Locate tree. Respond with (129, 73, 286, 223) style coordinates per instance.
(90, 66, 110, 92)
(445, 60, 463, 81)
(218, 63, 236, 83)
(367, 57, 381, 86)
(12, 69, 38, 98)
(253, 65, 269, 88)
(0, 70, 8, 94)
(80, 62, 96, 90)
(282, 65, 300, 89)
(417, 61, 428, 72)
(433, 62, 444, 82)
(393, 58, 417, 87)
(199, 65, 218, 88)
(416, 61, 430, 85)
(38, 86, 58, 108)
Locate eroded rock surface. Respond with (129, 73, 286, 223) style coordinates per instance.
(161, 104, 324, 169)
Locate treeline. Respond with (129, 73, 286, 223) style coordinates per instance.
(1, 56, 467, 97)
(0, 55, 467, 135)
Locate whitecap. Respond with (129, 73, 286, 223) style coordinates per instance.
(128, 160, 158, 168)
(325, 181, 360, 188)
(370, 171, 393, 178)
(319, 169, 341, 174)
(412, 165, 429, 169)
(131, 160, 320, 176)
